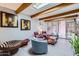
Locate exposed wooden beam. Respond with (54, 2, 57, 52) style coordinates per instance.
(44, 20, 53, 22)
(16, 3, 32, 14)
(44, 14, 78, 22)
(31, 3, 74, 18)
(46, 14, 78, 20)
(64, 15, 78, 18)
(40, 8, 79, 20)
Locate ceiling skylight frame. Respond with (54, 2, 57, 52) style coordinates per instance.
(33, 3, 50, 9)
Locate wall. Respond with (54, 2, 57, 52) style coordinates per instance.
(0, 14, 33, 43)
(0, 6, 42, 43)
(0, 6, 49, 43)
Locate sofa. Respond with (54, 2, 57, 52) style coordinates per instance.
(0, 39, 30, 56)
(46, 35, 57, 45)
(34, 31, 58, 45)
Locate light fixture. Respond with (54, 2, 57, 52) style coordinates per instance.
(33, 3, 50, 9)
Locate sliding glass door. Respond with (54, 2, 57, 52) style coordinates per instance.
(52, 21, 58, 36)
(58, 20, 66, 38)
(47, 21, 58, 36)
(66, 19, 76, 39)
(76, 18, 79, 36)
(46, 18, 78, 39)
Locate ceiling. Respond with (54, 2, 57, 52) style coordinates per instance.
(37, 3, 79, 18)
(20, 3, 79, 20)
(0, 3, 79, 21)
(0, 3, 22, 10)
(20, 3, 61, 16)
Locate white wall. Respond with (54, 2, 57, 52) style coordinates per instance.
(0, 6, 42, 43)
(0, 14, 28, 42)
(0, 14, 48, 44)
(0, 6, 48, 43)
(0, 13, 43, 43)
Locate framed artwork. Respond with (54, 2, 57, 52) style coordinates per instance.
(0, 12, 18, 28)
(21, 19, 31, 30)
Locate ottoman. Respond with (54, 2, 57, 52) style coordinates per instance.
(31, 38, 48, 54)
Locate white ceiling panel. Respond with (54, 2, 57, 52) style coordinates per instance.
(0, 3, 78, 20)
(21, 3, 61, 16)
(0, 3, 22, 10)
(37, 3, 79, 18)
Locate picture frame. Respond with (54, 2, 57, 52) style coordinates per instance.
(0, 12, 18, 28)
(21, 19, 31, 30)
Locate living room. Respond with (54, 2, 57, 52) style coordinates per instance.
(0, 3, 79, 56)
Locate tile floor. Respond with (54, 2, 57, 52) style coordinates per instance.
(14, 39, 75, 56)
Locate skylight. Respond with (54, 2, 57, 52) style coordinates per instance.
(33, 3, 50, 9)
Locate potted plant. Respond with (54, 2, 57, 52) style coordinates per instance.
(69, 35, 79, 56)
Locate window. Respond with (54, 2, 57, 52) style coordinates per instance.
(33, 3, 50, 9)
(66, 19, 75, 39)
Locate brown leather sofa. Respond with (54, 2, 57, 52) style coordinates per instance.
(0, 39, 30, 56)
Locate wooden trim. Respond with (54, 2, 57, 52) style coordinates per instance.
(44, 19, 55, 22)
(64, 15, 78, 18)
(16, 3, 32, 14)
(31, 3, 74, 18)
(40, 8, 79, 20)
(44, 15, 78, 22)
